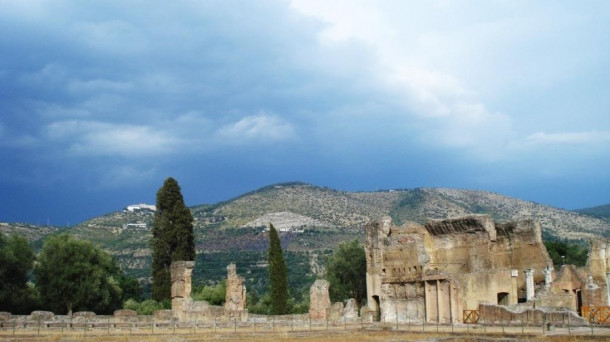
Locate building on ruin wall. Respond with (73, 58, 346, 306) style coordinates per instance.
(365, 215, 558, 323)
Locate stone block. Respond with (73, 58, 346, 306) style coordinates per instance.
(308, 279, 331, 319)
(329, 302, 344, 321)
(154, 310, 174, 321)
(344, 298, 358, 318)
(29, 311, 54, 321)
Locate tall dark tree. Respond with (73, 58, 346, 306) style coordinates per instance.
(0, 234, 37, 313)
(151, 177, 195, 301)
(267, 224, 288, 315)
(326, 239, 367, 307)
(35, 234, 122, 314)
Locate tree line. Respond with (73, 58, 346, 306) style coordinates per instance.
(0, 232, 142, 314)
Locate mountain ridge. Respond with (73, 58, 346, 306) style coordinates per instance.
(2, 182, 608, 288)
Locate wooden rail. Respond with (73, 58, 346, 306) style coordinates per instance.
(463, 310, 479, 324)
(582, 306, 610, 324)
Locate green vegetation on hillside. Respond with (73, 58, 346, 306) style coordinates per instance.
(389, 188, 427, 225)
(575, 204, 610, 220)
(544, 240, 588, 267)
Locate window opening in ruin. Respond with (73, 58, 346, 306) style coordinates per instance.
(576, 290, 582, 315)
(497, 292, 509, 306)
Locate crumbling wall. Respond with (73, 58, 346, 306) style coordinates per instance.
(171, 261, 248, 322)
(586, 239, 610, 306)
(479, 304, 587, 326)
(365, 215, 556, 324)
(224, 263, 247, 311)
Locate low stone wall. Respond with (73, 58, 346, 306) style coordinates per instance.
(479, 304, 587, 326)
(0, 310, 172, 328)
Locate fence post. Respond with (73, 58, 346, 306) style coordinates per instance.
(326, 316, 329, 330)
(234, 318, 237, 333)
(345, 315, 347, 330)
(568, 313, 571, 335)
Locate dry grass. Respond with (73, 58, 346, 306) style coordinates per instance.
(2, 323, 610, 342)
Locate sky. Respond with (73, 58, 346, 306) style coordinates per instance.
(1, 0, 609, 226)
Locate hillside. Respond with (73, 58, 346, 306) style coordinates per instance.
(574, 204, 610, 221)
(4, 182, 609, 295)
(0, 222, 61, 248)
(390, 188, 609, 240)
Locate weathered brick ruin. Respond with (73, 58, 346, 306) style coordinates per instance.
(365, 214, 609, 325)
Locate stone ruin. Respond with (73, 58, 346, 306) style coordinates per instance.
(308, 279, 331, 319)
(224, 263, 247, 311)
(171, 261, 248, 322)
(365, 214, 610, 325)
(169, 261, 359, 323)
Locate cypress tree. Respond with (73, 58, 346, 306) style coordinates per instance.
(151, 177, 195, 301)
(267, 223, 288, 314)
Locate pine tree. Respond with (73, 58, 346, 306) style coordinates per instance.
(151, 177, 195, 301)
(267, 223, 288, 314)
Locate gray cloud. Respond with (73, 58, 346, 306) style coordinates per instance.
(0, 0, 609, 223)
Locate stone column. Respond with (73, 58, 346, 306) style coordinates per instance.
(171, 261, 195, 317)
(224, 263, 247, 311)
(543, 266, 553, 287)
(524, 269, 535, 301)
(309, 279, 331, 319)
